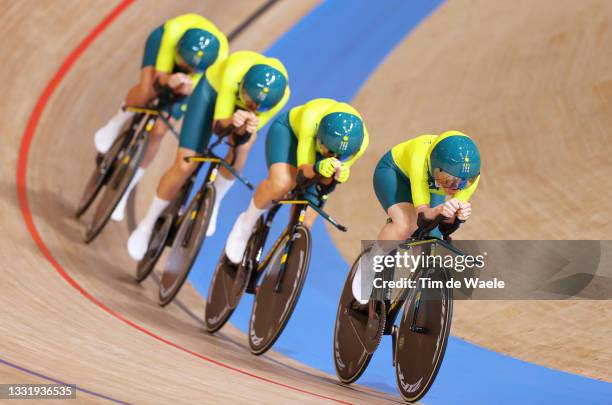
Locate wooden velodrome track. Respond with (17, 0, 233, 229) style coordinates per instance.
(1, 0, 610, 404)
(3, 1, 400, 403)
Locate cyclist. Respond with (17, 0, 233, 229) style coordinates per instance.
(352, 130, 481, 304)
(93, 13, 228, 222)
(224, 98, 369, 264)
(127, 51, 290, 261)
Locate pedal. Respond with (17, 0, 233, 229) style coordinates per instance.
(95, 152, 104, 166)
(349, 299, 369, 315)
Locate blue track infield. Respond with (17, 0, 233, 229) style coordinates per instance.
(187, 1, 612, 403)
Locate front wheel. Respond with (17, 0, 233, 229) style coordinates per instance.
(395, 266, 453, 402)
(75, 131, 127, 218)
(158, 184, 215, 307)
(333, 249, 383, 384)
(248, 225, 311, 355)
(134, 212, 174, 283)
(83, 132, 148, 243)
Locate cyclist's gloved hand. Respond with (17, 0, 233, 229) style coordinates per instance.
(314, 157, 340, 178)
(335, 164, 350, 183)
(456, 201, 471, 221)
(232, 110, 250, 128)
(440, 198, 461, 218)
(245, 113, 259, 134)
(168, 73, 193, 96)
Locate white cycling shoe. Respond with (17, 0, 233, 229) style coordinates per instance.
(352, 248, 381, 304)
(127, 225, 152, 261)
(94, 122, 121, 154)
(111, 195, 128, 222)
(225, 213, 254, 264)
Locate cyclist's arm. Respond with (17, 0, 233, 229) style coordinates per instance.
(410, 163, 455, 223)
(296, 107, 319, 178)
(155, 20, 179, 74)
(212, 80, 238, 134)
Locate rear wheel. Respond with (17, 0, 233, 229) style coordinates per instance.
(395, 267, 453, 402)
(205, 217, 263, 333)
(158, 185, 215, 307)
(83, 132, 148, 243)
(248, 225, 311, 355)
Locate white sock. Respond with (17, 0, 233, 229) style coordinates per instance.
(242, 198, 266, 231)
(206, 174, 235, 236)
(111, 167, 145, 221)
(109, 105, 134, 129)
(215, 173, 235, 201)
(139, 194, 170, 233)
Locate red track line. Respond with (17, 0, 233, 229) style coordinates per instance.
(15, 1, 349, 403)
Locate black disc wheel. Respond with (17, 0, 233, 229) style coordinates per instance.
(333, 250, 384, 384)
(395, 267, 453, 402)
(158, 185, 215, 307)
(248, 225, 311, 355)
(204, 217, 263, 333)
(83, 133, 148, 243)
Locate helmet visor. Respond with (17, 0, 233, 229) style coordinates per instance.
(316, 139, 351, 161)
(239, 84, 271, 112)
(434, 170, 478, 190)
(174, 51, 197, 74)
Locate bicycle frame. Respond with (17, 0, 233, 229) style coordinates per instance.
(180, 146, 254, 249)
(384, 235, 466, 335)
(247, 177, 347, 294)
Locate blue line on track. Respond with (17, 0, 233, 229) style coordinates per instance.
(189, 1, 612, 403)
(0, 357, 131, 404)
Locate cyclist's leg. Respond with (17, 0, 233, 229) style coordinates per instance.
(111, 115, 179, 222)
(352, 151, 414, 303)
(94, 26, 163, 154)
(127, 78, 216, 260)
(225, 113, 295, 263)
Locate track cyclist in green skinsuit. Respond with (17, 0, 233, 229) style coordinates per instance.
(127, 51, 290, 261)
(93, 13, 228, 222)
(224, 97, 370, 264)
(352, 131, 481, 304)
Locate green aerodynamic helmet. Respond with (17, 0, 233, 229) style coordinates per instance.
(316, 112, 364, 159)
(240, 64, 288, 111)
(176, 28, 220, 72)
(429, 131, 481, 188)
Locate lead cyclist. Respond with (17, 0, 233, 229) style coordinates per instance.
(352, 130, 481, 304)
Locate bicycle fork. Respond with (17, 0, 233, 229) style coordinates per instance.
(273, 204, 307, 293)
(181, 163, 218, 248)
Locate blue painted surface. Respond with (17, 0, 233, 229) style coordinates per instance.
(187, 0, 612, 403)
